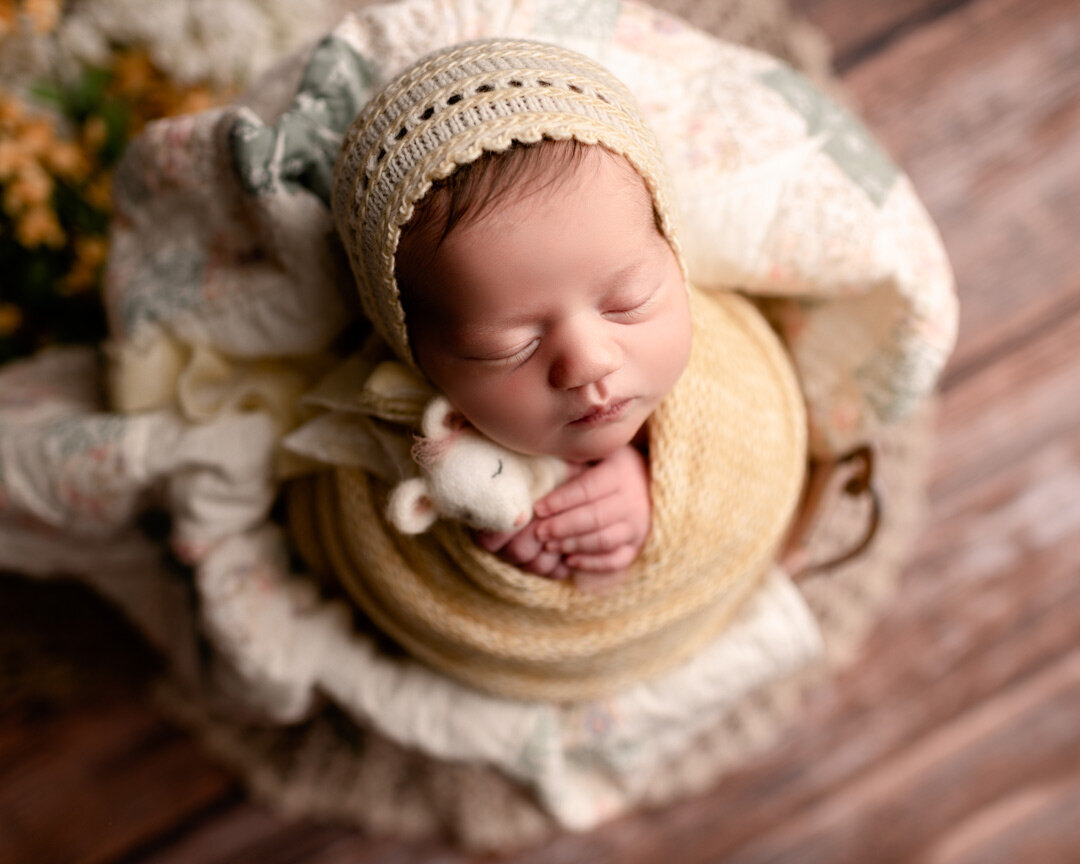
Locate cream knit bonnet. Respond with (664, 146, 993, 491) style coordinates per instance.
(332, 38, 683, 367)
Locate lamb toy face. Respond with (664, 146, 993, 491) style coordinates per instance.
(386, 397, 568, 535)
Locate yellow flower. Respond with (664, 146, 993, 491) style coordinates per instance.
(61, 233, 109, 294)
(78, 234, 108, 266)
(23, 0, 61, 34)
(81, 115, 108, 154)
(111, 49, 155, 100)
(42, 138, 89, 182)
(17, 116, 55, 158)
(15, 204, 65, 248)
(0, 1, 15, 39)
(3, 160, 53, 216)
(0, 137, 32, 180)
(171, 87, 216, 117)
(0, 91, 23, 131)
(0, 302, 23, 337)
(84, 171, 113, 211)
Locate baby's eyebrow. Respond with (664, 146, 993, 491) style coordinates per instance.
(455, 318, 531, 342)
(601, 258, 650, 293)
(449, 320, 531, 355)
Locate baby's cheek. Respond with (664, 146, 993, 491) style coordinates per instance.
(656, 302, 693, 388)
(459, 389, 548, 451)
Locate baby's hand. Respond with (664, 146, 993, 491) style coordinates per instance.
(474, 446, 650, 580)
(533, 444, 651, 575)
(475, 519, 571, 578)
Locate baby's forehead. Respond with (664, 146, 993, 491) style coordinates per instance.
(493, 144, 652, 208)
(395, 142, 657, 299)
(415, 154, 667, 323)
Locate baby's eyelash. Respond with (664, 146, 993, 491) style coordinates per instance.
(474, 338, 540, 367)
(607, 288, 658, 320)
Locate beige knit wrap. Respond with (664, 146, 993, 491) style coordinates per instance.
(297, 288, 806, 701)
(298, 39, 808, 700)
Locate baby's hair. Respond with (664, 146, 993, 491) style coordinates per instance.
(401, 137, 588, 254)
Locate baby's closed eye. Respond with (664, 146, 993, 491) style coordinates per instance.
(604, 286, 659, 321)
(467, 337, 540, 366)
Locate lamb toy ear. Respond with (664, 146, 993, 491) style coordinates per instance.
(421, 396, 466, 439)
(386, 476, 439, 534)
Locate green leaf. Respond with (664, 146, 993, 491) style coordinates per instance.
(72, 67, 113, 117)
(98, 100, 131, 166)
(29, 80, 67, 109)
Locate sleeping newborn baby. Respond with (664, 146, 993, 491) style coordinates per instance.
(316, 37, 808, 699)
(394, 138, 690, 580)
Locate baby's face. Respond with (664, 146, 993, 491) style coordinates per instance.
(405, 148, 691, 463)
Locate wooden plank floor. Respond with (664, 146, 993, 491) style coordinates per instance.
(2, 0, 1078, 860)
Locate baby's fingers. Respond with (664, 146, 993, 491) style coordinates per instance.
(544, 521, 636, 555)
(534, 462, 618, 517)
(475, 528, 519, 553)
(522, 549, 569, 578)
(566, 545, 639, 573)
(500, 523, 546, 564)
(536, 486, 631, 540)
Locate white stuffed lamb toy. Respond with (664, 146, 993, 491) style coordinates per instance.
(387, 396, 568, 535)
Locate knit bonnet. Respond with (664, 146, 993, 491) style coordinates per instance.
(332, 38, 682, 367)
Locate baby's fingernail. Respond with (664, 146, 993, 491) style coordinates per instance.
(534, 501, 550, 518)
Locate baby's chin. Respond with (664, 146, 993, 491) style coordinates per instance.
(467, 413, 644, 463)
(557, 439, 633, 465)
(531, 424, 643, 464)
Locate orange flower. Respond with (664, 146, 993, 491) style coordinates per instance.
(81, 115, 108, 154)
(78, 234, 108, 266)
(0, 1, 15, 39)
(111, 49, 155, 100)
(0, 302, 23, 336)
(3, 161, 53, 215)
(106, 47, 232, 135)
(61, 233, 109, 294)
(23, 0, 61, 34)
(170, 87, 216, 117)
(84, 172, 113, 211)
(0, 92, 23, 130)
(15, 203, 65, 247)
(17, 116, 55, 158)
(0, 138, 32, 179)
(44, 138, 89, 182)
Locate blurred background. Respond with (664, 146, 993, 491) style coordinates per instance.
(1, 0, 1078, 861)
(0, 0, 360, 364)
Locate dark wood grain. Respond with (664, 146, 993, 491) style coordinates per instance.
(0, 701, 235, 864)
(838, 0, 1080, 382)
(2, 0, 1078, 860)
(789, 0, 973, 69)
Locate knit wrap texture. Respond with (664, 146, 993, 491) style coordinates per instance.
(299, 288, 807, 701)
(332, 38, 683, 367)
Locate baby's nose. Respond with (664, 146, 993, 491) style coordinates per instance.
(548, 326, 621, 391)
